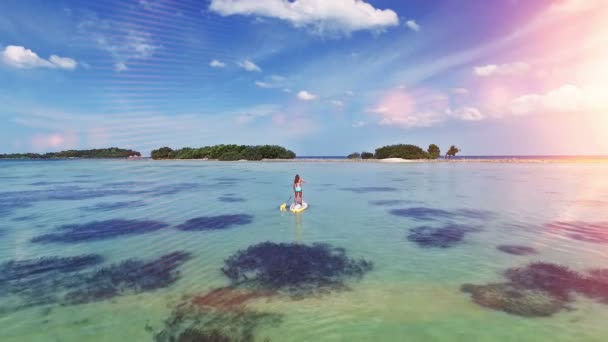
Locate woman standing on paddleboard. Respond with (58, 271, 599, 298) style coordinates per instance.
(293, 174, 305, 206)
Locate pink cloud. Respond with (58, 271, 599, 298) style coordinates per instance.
(31, 132, 79, 152)
(369, 88, 447, 127)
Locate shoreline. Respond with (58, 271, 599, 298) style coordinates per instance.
(148, 157, 608, 164)
(2, 157, 607, 164)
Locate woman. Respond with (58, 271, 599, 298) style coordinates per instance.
(293, 174, 305, 206)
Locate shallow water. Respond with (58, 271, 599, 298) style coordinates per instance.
(1, 159, 608, 341)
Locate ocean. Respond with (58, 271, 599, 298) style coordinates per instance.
(1, 159, 608, 341)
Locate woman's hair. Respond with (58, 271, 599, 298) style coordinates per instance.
(294, 174, 300, 184)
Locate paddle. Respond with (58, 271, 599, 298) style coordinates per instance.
(280, 196, 291, 211)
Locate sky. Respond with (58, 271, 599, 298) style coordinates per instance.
(1, 0, 607, 156)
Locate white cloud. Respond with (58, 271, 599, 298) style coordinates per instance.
(345, 90, 354, 96)
(446, 107, 483, 121)
(405, 20, 420, 32)
(234, 105, 279, 124)
(452, 88, 469, 95)
(209, 0, 399, 35)
(209, 59, 226, 68)
(79, 16, 158, 71)
(48, 55, 77, 70)
(509, 84, 608, 115)
(297, 90, 318, 101)
(270, 74, 285, 81)
(473, 62, 530, 77)
(1, 45, 77, 70)
(238, 59, 261, 72)
(114, 62, 128, 72)
(330, 100, 344, 109)
(255, 81, 272, 88)
(126, 31, 157, 58)
(352, 121, 367, 128)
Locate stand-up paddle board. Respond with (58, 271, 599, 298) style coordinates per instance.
(289, 202, 308, 213)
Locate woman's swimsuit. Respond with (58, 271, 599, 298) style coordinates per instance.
(295, 182, 302, 192)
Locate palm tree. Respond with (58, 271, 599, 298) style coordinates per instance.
(446, 145, 460, 159)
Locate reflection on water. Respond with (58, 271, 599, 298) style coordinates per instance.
(1, 160, 608, 341)
(293, 213, 303, 242)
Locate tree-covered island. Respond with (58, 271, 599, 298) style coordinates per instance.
(347, 144, 460, 160)
(151, 145, 296, 161)
(0, 148, 141, 159)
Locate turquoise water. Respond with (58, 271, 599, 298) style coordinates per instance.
(1, 159, 608, 341)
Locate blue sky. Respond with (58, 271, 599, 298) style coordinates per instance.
(1, 0, 607, 156)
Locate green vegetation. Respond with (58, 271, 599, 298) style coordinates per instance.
(346, 144, 455, 160)
(151, 145, 296, 161)
(446, 145, 460, 159)
(427, 144, 441, 159)
(0, 148, 140, 159)
(374, 144, 430, 159)
(361, 152, 374, 159)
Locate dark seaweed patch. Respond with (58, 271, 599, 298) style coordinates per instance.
(31, 219, 169, 243)
(0, 187, 124, 214)
(148, 183, 202, 195)
(11, 214, 41, 222)
(369, 199, 418, 206)
(341, 187, 398, 193)
(176, 215, 253, 231)
(29, 181, 74, 186)
(65, 251, 191, 304)
(545, 221, 608, 244)
(0, 201, 32, 215)
(0, 176, 21, 180)
(390, 207, 494, 221)
(221, 242, 373, 296)
(0, 181, 199, 216)
(0, 252, 190, 311)
(496, 245, 538, 256)
(462, 262, 608, 317)
(505, 262, 582, 301)
(0, 255, 104, 308)
(80, 200, 146, 212)
(461, 283, 566, 317)
(407, 225, 478, 248)
(218, 196, 246, 203)
(191, 287, 274, 310)
(215, 177, 245, 182)
(0, 255, 104, 284)
(103, 181, 148, 187)
(154, 300, 281, 342)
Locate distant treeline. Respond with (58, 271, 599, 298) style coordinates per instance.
(0, 148, 141, 159)
(151, 145, 296, 161)
(347, 144, 460, 160)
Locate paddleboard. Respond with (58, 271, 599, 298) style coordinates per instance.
(289, 202, 309, 213)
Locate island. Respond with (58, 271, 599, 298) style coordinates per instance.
(151, 145, 296, 161)
(0, 148, 141, 159)
(347, 144, 459, 160)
